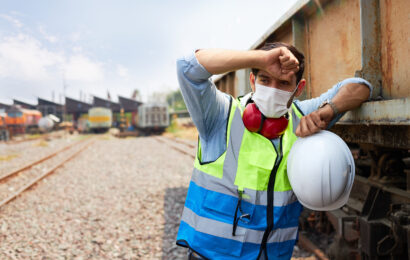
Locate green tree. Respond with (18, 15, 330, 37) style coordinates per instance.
(166, 90, 187, 111)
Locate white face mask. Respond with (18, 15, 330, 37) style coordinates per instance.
(252, 83, 294, 118)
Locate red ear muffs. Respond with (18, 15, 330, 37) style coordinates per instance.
(242, 103, 289, 139)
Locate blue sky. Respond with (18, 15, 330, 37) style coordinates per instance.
(0, 0, 297, 105)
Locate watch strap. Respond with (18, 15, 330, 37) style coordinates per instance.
(320, 99, 339, 116)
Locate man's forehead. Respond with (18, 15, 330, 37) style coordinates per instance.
(257, 70, 296, 83)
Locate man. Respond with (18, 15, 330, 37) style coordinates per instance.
(176, 42, 372, 260)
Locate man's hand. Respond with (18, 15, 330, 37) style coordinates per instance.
(295, 104, 334, 137)
(262, 47, 299, 81)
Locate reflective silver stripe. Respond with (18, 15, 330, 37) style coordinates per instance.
(181, 207, 298, 244)
(291, 108, 301, 134)
(192, 167, 297, 207)
(223, 106, 245, 188)
(181, 206, 246, 243)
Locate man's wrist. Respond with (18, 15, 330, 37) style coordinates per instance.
(319, 100, 338, 115)
(318, 101, 336, 123)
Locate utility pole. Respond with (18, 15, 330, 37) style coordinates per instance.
(63, 72, 67, 122)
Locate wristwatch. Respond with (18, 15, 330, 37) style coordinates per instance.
(319, 99, 339, 116)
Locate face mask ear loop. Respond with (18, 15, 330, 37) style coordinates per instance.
(247, 93, 254, 106)
(286, 82, 300, 108)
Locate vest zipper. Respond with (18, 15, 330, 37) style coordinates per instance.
(257, 136, 283, 259)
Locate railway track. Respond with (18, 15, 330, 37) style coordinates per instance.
(0, 137, 95, 208)
(154, 135, 328, 259)
(154, 136, 196, 159)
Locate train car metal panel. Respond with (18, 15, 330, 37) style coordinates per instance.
(380, 0, 410, 99)
(138, 104, 169, 129)
(307, 0, 362, 98)
(5, 105, 42, 134)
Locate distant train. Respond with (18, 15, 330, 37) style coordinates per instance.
(5, 105, 42, 135)
(88, 107, 112, 133)
(0, 111, 9, 141)
(82, 103, 169, 135)
(135, 103, 169, 135)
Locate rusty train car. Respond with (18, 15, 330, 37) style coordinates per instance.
(0, 111, 9, 141)
(5, 105, 42, 135)
(214, 0, 409, 259)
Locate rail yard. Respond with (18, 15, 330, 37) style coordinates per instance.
(0, 133, 193, 259)
(0, 0, 408, 259)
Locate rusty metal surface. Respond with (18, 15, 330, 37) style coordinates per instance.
(338, 98, 409, 125)
(214, 0, 409, 129)
(332, 124, 409, 149)
(307, 0, 362, 98)
(380, 0, 410, 99)
(275, 29, 293, 45)
(355, 175, 410, 203)
(355, 0, 382, 99)
(292, 16, 309, 100)
(298, 233, 330, 260)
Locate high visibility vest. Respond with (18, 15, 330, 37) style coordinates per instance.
(177, 96, 304, 260)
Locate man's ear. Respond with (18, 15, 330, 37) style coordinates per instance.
(250, 72, 256, 92)
(295, 79, 306, 97)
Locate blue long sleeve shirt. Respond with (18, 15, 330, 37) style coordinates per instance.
(177, 52, 373, 162)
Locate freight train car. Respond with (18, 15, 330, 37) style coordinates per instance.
(0, 112, 9, 141)
(214, 0, 409, 259)
(136, 103, 169, 135)
(5, 105, 42, 135)
(88, 107, 112, 133)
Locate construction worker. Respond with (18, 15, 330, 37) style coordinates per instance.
(176, 42, 372, 259)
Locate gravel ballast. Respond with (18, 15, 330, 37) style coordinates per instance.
(0, 136, 314, 259)
(0, 137, 192, 259)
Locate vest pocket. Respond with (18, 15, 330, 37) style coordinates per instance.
(194, 190, 254, 257)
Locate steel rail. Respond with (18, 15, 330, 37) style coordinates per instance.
(5, 132, 53, 145)
(154, 136, 195, 159)
(163, 136, 196, 149)
(0, 138, 95, 208)
(0, 137, 89, 183)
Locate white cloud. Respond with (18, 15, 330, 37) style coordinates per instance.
(0, 33, 105, 85)
(0, 34, 63, 81)
(38, 25, 58, 43)
(64, 55, 104, 82)
(72, 46, 83, 53)
(116, 64, 129, 78)
(69, 32, 82, 42)
(0, 14, 23, 28)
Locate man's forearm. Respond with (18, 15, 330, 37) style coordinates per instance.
(296, 82, 371, 137)
(331, 83, 370, 114)
(195, 49, 265, 75)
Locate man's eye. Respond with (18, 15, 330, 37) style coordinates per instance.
(281, 81, 290, 85)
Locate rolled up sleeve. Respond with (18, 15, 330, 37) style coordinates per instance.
(176, 51, 230, 145)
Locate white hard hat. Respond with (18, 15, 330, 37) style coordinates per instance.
(287, 130, 355, 211)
